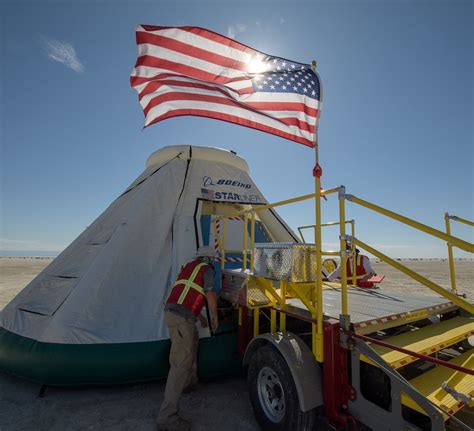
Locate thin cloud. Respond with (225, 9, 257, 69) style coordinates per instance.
(0, 238, 64, 252)
(280, 17, 286, 25)
(41, 36, 85, 74)
(227, 24, 248, 39)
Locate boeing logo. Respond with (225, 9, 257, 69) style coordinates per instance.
(202, 176, 251, 189)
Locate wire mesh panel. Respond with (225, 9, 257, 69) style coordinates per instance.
(221, 269, 270, 307)
(253, 242, 319, 282)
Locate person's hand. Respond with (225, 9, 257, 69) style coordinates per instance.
(198, 314, 208, 328)
(211, 315, 219, 332)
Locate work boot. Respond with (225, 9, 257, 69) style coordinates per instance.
(183, 378, 201, 394)
(156, 417, 191, 431)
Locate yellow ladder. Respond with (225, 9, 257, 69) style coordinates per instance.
(361, 316, 474, 369)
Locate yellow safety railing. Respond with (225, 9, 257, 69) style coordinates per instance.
(213, 190, 338, 362)
(339, 189, 474, 314)
(213, 186, 474, 364)
(298, 219, 358, 286)
(444, 213, 474, 293)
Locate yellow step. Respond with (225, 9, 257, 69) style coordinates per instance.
(401, 349, 474, 417)
(361, 316, 474, 369)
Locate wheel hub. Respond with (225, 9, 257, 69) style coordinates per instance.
(257, 366, 286, 423)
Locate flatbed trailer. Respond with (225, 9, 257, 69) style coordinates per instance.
(214, 186, 473, 431)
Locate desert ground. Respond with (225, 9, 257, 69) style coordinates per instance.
(0, 257, 472, 430)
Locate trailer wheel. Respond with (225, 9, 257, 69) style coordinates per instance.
(248, 345, 317, 431)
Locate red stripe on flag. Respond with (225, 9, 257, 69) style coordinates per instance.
(139, 25, 257, 55)
(145, 108, 314, 147)
(138, 78, 241, 101)
(136, 31, 249, 72)
(134, 56, 247, 87)
(137, 80, 318, 118)
(142, 92, 314, 134)
(246, 101, 318, 118)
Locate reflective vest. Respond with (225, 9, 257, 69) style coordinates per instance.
(346, 254, 369, 280)
(166, 259, 212, 317)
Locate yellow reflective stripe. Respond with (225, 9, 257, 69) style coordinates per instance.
(176, 280, 205, 304)
(175, 262, 208, 304)
(189, 262, 208, 282)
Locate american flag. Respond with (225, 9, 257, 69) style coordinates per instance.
(201, 188, 215, 200)
(130, 25, 322, 148)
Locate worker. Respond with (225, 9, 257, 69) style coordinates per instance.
(328, 246, 376, 286)
(157, 246, 219, 431)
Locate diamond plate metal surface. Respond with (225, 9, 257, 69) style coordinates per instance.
(253, 242, 319, 282)
(221, 269, 270, 307)
(285, 287, 456, 333)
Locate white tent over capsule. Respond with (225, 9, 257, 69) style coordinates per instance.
(0, 145, 298, 385)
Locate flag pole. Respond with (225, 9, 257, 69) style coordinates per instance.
(311, 60, 323, 362)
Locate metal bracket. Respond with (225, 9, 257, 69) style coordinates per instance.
(340, 193, 354, 202)
(339, 313, 352, 333)
(337, 185, 346, 199)
(441, 382, 471, 405)
(340, 234, 354, 242)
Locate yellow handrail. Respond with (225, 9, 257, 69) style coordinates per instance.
(350, 237, 474, 314)
(444, 213, 457, 293)
(444, 213, 473, 293)
(211, 184, 472, 364)
(449, 215, 474, 227)
(339, 192, 349, 316)
(216, 192, 316, 221)
(216, 187, 340, 223)
(298, 220, 354, 243)
(344, 194, 474, 253)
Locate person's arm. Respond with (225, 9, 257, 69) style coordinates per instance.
(202, 266, 219, 331)
(363, 256, 376, 275)
(205, 290, 218, 332)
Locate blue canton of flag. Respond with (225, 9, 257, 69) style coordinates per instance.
(251, 56, 321, 101)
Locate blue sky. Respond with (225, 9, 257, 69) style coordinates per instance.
(1, 0, 473, 258)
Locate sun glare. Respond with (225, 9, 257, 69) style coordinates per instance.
(247, 57, 267, 74)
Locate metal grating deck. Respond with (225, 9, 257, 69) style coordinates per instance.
(285, 287, 458, 334)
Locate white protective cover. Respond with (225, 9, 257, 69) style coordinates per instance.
(1, 145, 298, 344)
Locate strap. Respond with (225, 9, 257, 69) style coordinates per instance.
(175, 262, 208, 304)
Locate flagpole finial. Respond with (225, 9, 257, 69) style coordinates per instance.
(311, 60, 317, 71)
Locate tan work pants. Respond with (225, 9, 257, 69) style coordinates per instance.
(157, 310, 199, 425)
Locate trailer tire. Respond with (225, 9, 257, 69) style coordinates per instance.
(248, 345, 318, 431)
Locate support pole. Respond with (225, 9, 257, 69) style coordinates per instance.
(253, 308, 260, 337)
(243, 213, 248, 269)
(445, 212, 457, 293)
(280, 281, 287, 331)
(311, 60, 323, 362)
(351, 220, 357, 286)
(250, 211, 256, 269)
(221, 219, 227, 271)
(338, 188, 348, 317)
